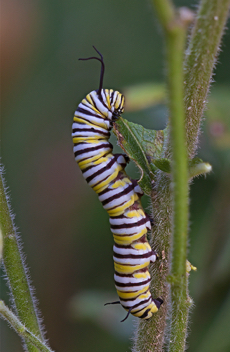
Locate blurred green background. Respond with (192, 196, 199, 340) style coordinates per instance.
(1, 0, 230, 351)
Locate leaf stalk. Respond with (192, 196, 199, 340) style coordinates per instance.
(0, 301, 53, 352)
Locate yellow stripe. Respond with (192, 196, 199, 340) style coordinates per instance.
(78, 152, 108, 168)
(93, 156, 112, 165)
(73, 115, 108, 130)
(132, 302, 158, 317)
(114, 94, 122, 110)
(132, 243, 149, 251)
(72, 136, 106, 143)
(134, 272, 150, 279)
(75, 139, 101, 145)
(111, 178, 130, 189)
(113, 227, 147, 246)
(125, 208, 145, 218)
(92, 166, 122, 193)
(114, 261, 148, 275)
(132, 308, 147, 317)
(107, 194, 138, 216)
(105, 89, 111, 109)
(73, 117, 96, 126)
(117, 286, 148, 299)
(85, 95, 100, 114)
(85, 94, 107, 118)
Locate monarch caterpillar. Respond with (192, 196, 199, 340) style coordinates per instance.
(72, 47, 163, 321)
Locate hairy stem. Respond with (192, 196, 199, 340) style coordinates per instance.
(184, 0, 230, 158)
(166, 16, 189, 352)
(0, 171, 44, 352)
(132, 0, 230, 351)
(132, 0, 188, 350)
(0, 301, 53, 352)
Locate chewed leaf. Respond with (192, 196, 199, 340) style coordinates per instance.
(113, 117, 165, 195)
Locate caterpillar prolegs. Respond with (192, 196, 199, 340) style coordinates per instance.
(72, 47, 163, 321)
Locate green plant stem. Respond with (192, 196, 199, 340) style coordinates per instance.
(133, 1, 189, 351)
(0, 228, 3, 261)
(132, 172, 172, 352)
(133, 0, 230, 351)
(0, 171, 44, 352)
(166, 19, 189, 352)
(0, 301, 53, 352)
(184, 0, 230, 158)
(151, 0, 175, 28)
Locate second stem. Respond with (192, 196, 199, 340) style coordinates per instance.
(166, 19, 189, 352)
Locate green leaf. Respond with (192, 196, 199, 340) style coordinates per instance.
(152, 158, 171, 173)
(113, 117, 165, 195)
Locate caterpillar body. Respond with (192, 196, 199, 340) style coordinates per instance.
(72, 47, 163, 321)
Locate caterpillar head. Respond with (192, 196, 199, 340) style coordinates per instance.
(101, 89, 125, 122)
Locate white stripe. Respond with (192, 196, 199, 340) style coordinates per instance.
(75, 110, 111, 129)
(102, 191, 135, 210)
(113, 256, 151, 266)
(82, 156, 114, 179)
(114, 273, 150, 285)
(109, 214, 144, 225)
(119, 291, 151, 308)
(72, 122, 109, 134)
(111, 223, 148, 235)
(115, 282, 150, 292)
(128, 298, 152, 312)
(90, 91, 112, 119)
(113, 245, 152, 256)
(87, 162, 119, 187)
(74, 145, 111, 163)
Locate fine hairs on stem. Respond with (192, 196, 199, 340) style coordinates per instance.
(0, 167, 46, 352)
(132, 0, 230, 351)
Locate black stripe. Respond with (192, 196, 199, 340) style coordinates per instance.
(138, 308, 151, 319)
(110, 217, 148, 230)
(76, 106, 103, 119)
(118, 95, 124, 110)
(114, 278, 150, 288)
(101, 183, 134, 206)
(113, 251, 154, 260)
(120, 296, 151, 307)
(91, 90, 109, 113)
(85, 157, 117, 183)
(110, 90, 115, 105)
(97, 172, 127, 196)
(72, 127, 110, 137)
(131, 297, 152, 310)
(85, 94, 97, 109)
(74, 143, 112, 157)
(114, 267, 148, 277)
(114, 238, 149, 249)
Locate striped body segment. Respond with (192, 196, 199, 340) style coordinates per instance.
(72, 88, 163, 320)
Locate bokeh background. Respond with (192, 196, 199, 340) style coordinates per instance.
(1, 0, 230, 351)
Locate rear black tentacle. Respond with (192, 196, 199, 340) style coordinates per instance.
(104, 301, 120, 306)
(121, 307, 132, 322)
